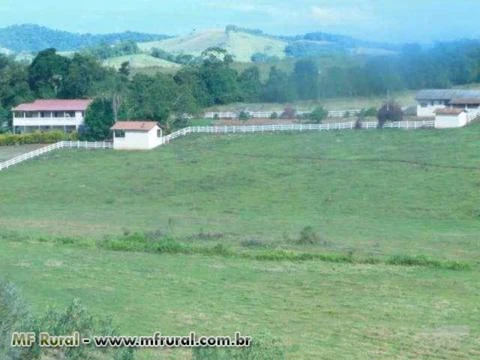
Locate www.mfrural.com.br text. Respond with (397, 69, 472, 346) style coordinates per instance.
(11, 331, 252, 348)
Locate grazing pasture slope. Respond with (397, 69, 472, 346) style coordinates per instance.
(0, 125, 479, 358)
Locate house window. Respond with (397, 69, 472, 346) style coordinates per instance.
(114, 130, 125, 138)
(157, 129, 162, 137)
(420, 103, 428, 108)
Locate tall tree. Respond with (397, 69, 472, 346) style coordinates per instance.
(199, 48, 239, 104)
(293, 59, 319, 100)
(82, 98, 114, 140)
(28, 48, 70, 98)
(262, 66, 296, 103)
(60, 53, 106, 98)
(238, 67, 262, 102)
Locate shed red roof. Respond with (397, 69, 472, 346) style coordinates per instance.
(111, 121, 159, 131)
(435, 108, 464, 115)
(13, 99, 92, 112)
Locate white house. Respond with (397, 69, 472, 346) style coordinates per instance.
(111, 121, 163, 150)
(434, 108, 468, 129)
(12, 99, 92, 133)
(416, 89, 480, 118)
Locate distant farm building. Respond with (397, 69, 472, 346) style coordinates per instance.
(434, 108, 468, 129)
(415, 89, 480, 119)
(12, 99, 92, 133)
(111, 121, 163, 150)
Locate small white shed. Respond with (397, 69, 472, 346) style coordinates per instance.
(434, 108, 468, 129)
(111, 121, 163, 150)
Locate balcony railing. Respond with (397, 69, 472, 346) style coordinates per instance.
(13, 117, 83, 127)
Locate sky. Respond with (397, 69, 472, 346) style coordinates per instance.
(1, 0, 480, 43)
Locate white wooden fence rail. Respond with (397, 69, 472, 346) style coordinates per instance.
(0, 141, 112, 172)
(204, 109, 363, 119)
(159, 120, 435, 145)
(0, 120, 435, 172)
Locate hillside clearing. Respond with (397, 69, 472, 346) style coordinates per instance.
(139, 30, 287, 62)
(103, 54, 181, 70)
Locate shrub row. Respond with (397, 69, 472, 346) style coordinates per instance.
(3, 231, 470, 271)
(95, 232, 471, 270)
(0, 131, 78, 146)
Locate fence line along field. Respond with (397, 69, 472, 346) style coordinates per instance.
(1, 124, 480, 359)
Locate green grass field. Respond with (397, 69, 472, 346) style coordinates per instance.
(1, 125, 480, 358)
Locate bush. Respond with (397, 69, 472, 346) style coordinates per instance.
(354, 119, 362, 129)
(309, 106, 328, 123)
(269, 112, 279, 119)
(386, 254, 470, 270)
(241, 239, 267, 248)
(280, 106, 296, 119)
(377, 102, 403, 128)
(0, 131, 77, 146)
(239, 111, 250, 121)
(297, 226, 321, 245)
(1, 278, 135, 360)
(0, 279, 37, 360)
(192, 332, 285, 360)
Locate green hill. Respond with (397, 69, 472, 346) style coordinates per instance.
(139, 29, 287, 62)
(0, 24, 170, 52)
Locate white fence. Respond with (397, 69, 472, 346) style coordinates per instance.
(0, 120, 435, 171)
(0, 141, 112, 172)
(159, 120, 435, 145)
(204, 109, 362, 119)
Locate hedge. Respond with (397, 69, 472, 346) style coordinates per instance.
(0, 131, 78, 146)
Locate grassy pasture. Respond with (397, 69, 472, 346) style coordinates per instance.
(1, 126, 480, 261)
(0, 240, 479, 359)
(1, 125, 480, 358)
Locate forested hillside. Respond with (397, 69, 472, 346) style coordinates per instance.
(2, 39, 480, 137)
(0, 24, 170, 52)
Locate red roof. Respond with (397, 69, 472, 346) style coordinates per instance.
(435, 108, 464, 115)
(111, 121, 159, 131)
(13, 99, 92, 112)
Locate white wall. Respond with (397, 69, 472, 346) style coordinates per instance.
(435, 113, 468, 129)
(13, 111, 85, 131)
(417, 103, 445, 117)
(113, 126, 162, 150)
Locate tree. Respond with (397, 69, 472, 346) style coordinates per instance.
(293, 59, 319, 100)
(60, 53, 106, 98)
(81, 98, 114, 140)
(238, 67, 262, 102)
(377, 102, 403, 127)
(263, 66, 296, 103)
(28, 48, 70, 97)
(0, 55, 33, 110)
(123, 73, 178, 124)
(199, 49, 239, 104)
(309, 106, 328, 123)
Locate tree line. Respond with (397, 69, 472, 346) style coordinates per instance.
(2, 40, 480, 137)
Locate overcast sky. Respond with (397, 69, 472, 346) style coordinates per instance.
(1, 0, 479, 43)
